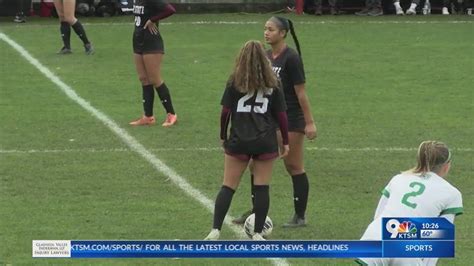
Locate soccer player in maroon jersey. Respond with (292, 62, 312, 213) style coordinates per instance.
(205, 41, 289, 240)
(129, 0, 177, 127)
(53, 0, 94, 54)
(233, 17, 317, 228)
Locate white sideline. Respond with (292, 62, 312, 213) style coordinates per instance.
(0, 32, 288, 266)
(0, 147, 472, 154)
(2, 20, 473, 29)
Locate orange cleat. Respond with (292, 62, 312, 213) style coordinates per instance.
(129, 116, 156, 126)
(162, 113, 178, 127)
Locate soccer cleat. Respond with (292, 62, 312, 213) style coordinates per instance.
(395, 6, 404, 15)
(406, 8, 416, 15)
(162, 113, 178, 127)
(355, 8, 370, 16)
(252, 233, 266, 241)
(57, 47, 72, 55)
(13, 15, 26, 23)
(129, 115, 156, 126)
(204, 229, 220, 240)
(442, 7, 450, 15)
(84, 43, 95, 55)
(282, 214, 306, 228)
(232, 210, 253, 225)
(368, 7, 383, 16)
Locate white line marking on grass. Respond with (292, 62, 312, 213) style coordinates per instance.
(0, 32, 288, 266)
(3, 20, 472, 29)
(1, 147, 472, 154)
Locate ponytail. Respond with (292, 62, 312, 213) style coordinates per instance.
(409, 141, 451, 175)
(287, 19, 302, 57)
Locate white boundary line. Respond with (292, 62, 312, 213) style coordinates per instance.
(0, 32, 288, 266)
(2, 20, 473, 29)
(1, 147, 473, 154)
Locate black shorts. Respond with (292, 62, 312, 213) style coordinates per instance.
(224, 131, 279, 160)
(224, 150, 278, 161)
(287, 110, 305, 133)
(133, 29, 164, 54)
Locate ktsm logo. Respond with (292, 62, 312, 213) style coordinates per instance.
(386, 219, 417, 239)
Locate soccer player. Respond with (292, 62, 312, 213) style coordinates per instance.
(205, 40, 290, 241)
(232, 16, 317, 228)
(53, 0, 94, 54)
(129, 0, 177, 127)
(357, 140, 463, 266)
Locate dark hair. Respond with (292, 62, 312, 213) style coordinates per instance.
(269, 16, 302, 57)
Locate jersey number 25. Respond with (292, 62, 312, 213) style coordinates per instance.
(237, 91, 269, 114)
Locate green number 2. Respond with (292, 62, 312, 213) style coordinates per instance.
(401, 182, 426, 209)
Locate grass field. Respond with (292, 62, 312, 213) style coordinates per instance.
(0, 14, 473, 265)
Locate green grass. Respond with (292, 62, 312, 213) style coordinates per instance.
(0, 14, 473, 265)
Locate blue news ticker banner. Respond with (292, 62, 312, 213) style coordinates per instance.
(32, 240, 454, 258)
(71, 241, 381, 258)
(382, 217, 454, 241)
(32, 218, 455, 258)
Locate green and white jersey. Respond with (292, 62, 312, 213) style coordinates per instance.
(361, 171, 463, 240)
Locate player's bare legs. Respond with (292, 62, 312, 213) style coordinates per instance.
(205, 155, 249, 240)
(282, 132, 308, 227)
(144, 53, 177, 127)
(130, 54, 156, 126)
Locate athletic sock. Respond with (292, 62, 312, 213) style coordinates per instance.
(155, 83, 175, 114)
(253, 185, 270, 233)
(142, 84, 154, 117)
(60, 22, 71, 49)
(71, 20, 90, 45)
(291, 173, 309, 219)
(213, 186, 235, 230)
(250, 174, 256, 213)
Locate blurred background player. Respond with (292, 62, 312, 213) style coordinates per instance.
(233, 16, 317, 228)
(13, 0, 26, 23)
(205, 40, 289, 241)
(355, 0, 383, 16)
(393, 0, 420, 15)
(314, 0, 343, 15)
(357, 140, 463, 266)
(53, 0, 94, 54)
(129, 0, 177, 127)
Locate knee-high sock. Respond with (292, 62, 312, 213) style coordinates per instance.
(253, 185, 270, 233)
(212, 186, 235, 230)
(291, 173, 309, 219)
(60, 22, 71, 49)
(155, 83, 175, 114)
(71, 20, 90, 45)
(250, 174, 256, 212)
(142, 84, 154, 117)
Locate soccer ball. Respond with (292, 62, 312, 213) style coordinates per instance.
(244, 213, 273, 238)
(76, 3, 90, 15)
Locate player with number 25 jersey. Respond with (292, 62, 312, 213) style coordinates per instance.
(221, 81, 287, 158)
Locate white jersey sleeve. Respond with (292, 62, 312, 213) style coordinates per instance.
(439, 188, 463, 216)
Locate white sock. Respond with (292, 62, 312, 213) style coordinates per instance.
(410, 3, 417, 10)
(394, 2, 401, 9)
